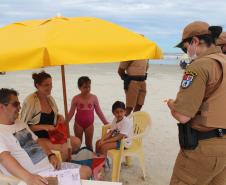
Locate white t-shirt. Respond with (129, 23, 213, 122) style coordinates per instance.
(0, 120, 53, 176)
(111, 116, 133, 148)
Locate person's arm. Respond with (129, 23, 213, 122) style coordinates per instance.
(57, 114, 65, 123)
(118, 61, 130, 79)
(102, 133, 125, 144)
(101, 131, 112, 141)
(0, 151, 48, 185)
(37, 139, 61, 170)
(118, 67, 126, 79)
(166, 62, 209, 123)
(146, 61, 149, 72)
(29, 124, 55, 132)
(68, 97, 77, 122)
(167, 99, 191, 123)
(94, 96, 109, 124)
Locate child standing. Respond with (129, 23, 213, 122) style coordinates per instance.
(68, 76, 109, 151)
(96, 101, 133, 156)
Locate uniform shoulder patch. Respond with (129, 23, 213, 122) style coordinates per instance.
(181, 70, 197, 89)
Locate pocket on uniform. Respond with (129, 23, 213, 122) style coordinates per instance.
(200, 140, 226, 157)
(175, 169, 197, 185)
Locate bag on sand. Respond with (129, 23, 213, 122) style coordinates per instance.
(48, 123, 67, 144)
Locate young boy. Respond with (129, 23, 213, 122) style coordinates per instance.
(95, 101, 133, 156)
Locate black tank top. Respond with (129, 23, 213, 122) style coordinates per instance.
(34, 111, 55, 138)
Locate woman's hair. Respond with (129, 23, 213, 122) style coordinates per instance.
(182, 26, 222, 48)
(193, 26, 222, 47)
(77, 76, 91, 88)
(112, 101, 126, 113)
(32, 71, 51, 87)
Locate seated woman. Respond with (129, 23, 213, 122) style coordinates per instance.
(20, 71, 81, 161)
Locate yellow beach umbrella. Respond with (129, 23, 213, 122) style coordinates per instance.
(0, 16, 162, 159)
(0, 16, 162, 71)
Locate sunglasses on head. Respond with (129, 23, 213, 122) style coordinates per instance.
(4, 101, 20, 108)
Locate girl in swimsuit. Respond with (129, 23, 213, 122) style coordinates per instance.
(68, 76, 109, 150)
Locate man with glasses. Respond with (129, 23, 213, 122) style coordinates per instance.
(0, 88, 91, 185)
(167, 21, 226, 185)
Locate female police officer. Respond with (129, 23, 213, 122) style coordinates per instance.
(167, 21, 226, 185)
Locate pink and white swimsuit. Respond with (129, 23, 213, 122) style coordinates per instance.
(68, 94, 108, 129)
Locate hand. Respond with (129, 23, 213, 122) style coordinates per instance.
(164, 99, 174, 109)
(44, 125, 55, 131)
(49, 154, 61, 170)
(25, 173, 48, 185)
(99, 139, 105, 145)
(57, 115, 65, 123)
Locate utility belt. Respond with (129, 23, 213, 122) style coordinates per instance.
(122, 74, 147, 90)
(178, 123, 226, 150)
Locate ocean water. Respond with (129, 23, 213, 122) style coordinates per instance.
(150, 59, 179, 65)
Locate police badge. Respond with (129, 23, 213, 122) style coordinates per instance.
(181, 70, 197, 88)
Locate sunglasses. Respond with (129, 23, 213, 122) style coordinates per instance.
(4, 101, 20, 108)
(181, 47, 187, 53)
(181, 39, 193, 53)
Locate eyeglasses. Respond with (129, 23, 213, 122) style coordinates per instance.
(4, 101, 20, 108)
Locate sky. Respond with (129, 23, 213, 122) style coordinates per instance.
(0, 0, 225, 53)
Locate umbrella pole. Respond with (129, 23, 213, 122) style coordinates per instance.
(61, 65, 72, 161)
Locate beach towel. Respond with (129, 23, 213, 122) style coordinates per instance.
(71, 147, 106, 180)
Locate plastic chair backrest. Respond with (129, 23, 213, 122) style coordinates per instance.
(132, 111, 151, 143)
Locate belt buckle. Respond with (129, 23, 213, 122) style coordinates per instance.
(217, 128, 224, 137)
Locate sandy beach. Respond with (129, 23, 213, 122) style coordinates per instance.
(0, 63, 183, 185)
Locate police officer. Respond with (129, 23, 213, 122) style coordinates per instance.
(118, 59, 149, 116)
(167, 21, 226, 185)
(216, 32, 226, 54)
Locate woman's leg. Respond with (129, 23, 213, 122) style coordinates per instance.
(84, 124, 94, 151)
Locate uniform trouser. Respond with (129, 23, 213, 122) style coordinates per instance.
(125, 80, 146, 108)
(170, 136, 226, 185)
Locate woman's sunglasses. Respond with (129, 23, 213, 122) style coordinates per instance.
(181, 40, 194, 53)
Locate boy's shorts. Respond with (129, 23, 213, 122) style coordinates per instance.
(116, 141, 128, 150)
(116, 141, 121, 149)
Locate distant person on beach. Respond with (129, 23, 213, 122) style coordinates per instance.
(95, 101, 133, 155)
(216, 32, 226, 54)
(0, 88, 91, 185)
(167, 21, 226, 185)
(118, 58, 149, 116)
(20, 71, 81, 161)
(68, 76, 109, 151)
